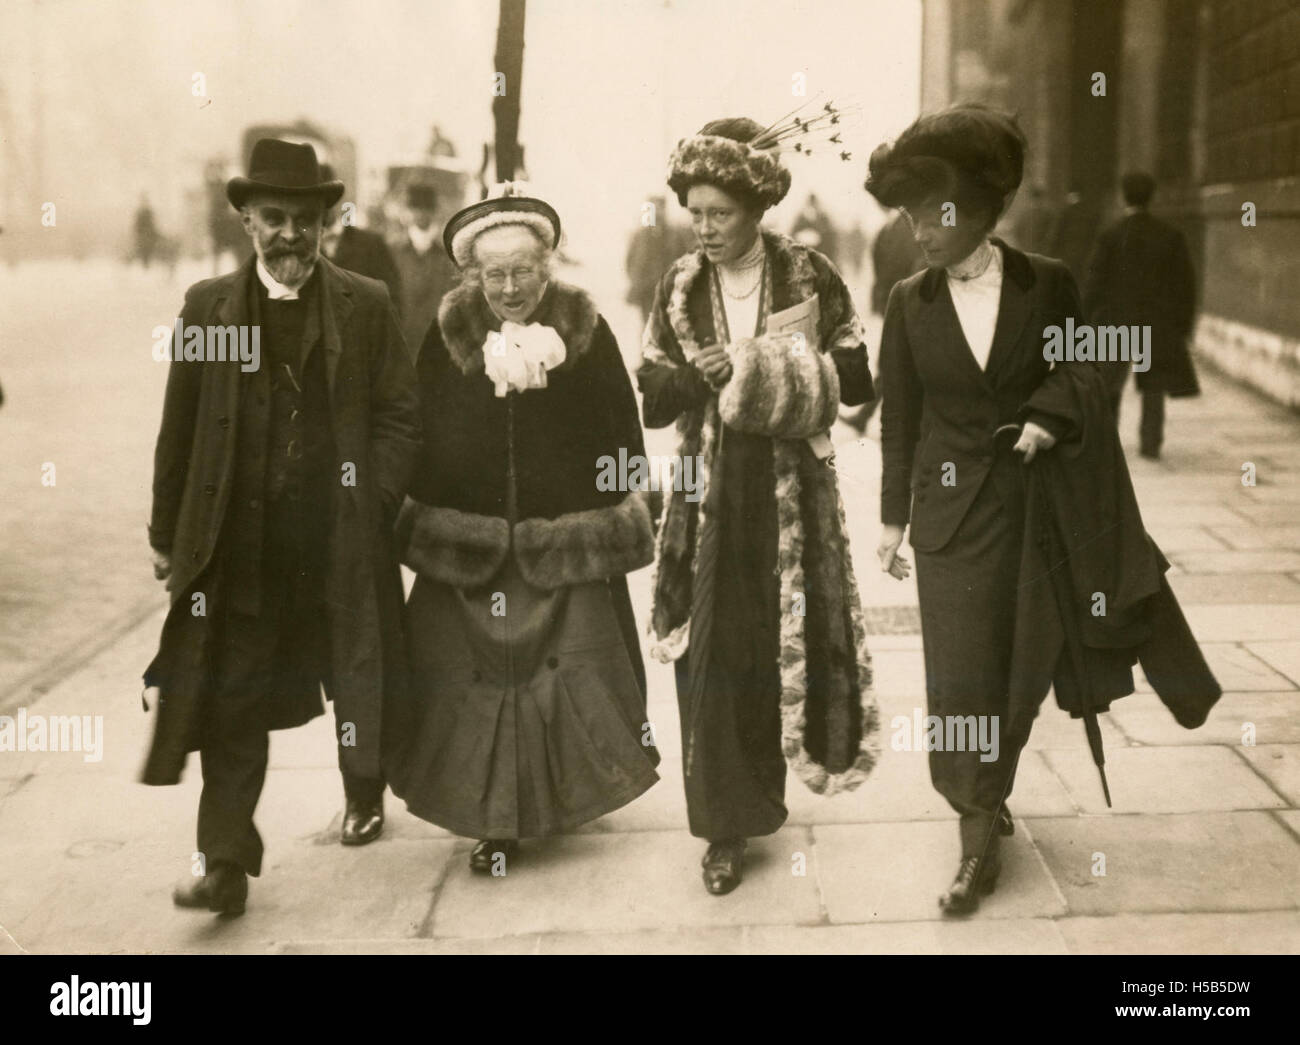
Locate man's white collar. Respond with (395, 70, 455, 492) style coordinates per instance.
(256, 257, 312, 300)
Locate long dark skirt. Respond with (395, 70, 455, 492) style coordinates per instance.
(676, 427, 787, 841)
(394, 558, 660, 839)
(913, 457, 1026, 858)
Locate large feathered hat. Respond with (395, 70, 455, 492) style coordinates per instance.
(667, 117, 792, 212)
(865, 104, 1026, 218)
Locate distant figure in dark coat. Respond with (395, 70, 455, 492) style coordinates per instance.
(320, 164, 403, 320)
(393, 182, 460, 361)
(625, 195, 692, 324)
(133, 195, 161, 268)
(870, 210, 925, 317)
(1084, 171, 1199, 459)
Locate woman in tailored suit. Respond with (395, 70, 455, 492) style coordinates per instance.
(870, 105, 1103, 915)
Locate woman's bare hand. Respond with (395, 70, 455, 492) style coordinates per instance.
(877, 524, 911, 580)
(1013, 420, 1057, 463)
(694, 343, 733, 389)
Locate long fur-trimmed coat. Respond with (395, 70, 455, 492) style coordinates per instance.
(395, 279, 655, 591)
(636, 230, 881, 795)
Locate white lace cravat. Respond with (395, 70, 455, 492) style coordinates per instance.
(482, 321, 567, 397)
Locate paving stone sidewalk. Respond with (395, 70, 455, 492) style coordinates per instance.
(1, 363, 1297, 955)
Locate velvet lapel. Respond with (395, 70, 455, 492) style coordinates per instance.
(918, 267, 992, 392)
(982, 239, 1036, 387)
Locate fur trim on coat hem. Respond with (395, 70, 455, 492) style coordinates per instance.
(514, 493, 654, 590)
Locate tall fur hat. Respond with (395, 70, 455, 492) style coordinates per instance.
(667, 117, 792, 213)
(865, 104, 1026, 218)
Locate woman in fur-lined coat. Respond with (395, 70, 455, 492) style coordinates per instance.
(638, 118, 881, 895)
(387, 186, 660, 873)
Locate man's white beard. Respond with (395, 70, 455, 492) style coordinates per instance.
(263, 248, 317, 288)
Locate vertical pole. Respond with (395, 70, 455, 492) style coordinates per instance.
(493, 0, 527, 183)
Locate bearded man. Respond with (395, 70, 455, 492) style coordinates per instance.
(142, 139, 420, 915)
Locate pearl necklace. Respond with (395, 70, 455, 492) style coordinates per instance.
(718, 235, 765, 300)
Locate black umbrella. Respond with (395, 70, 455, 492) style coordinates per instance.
(1021, 438, 1113, 807)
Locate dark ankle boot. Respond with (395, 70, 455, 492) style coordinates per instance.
(172, 860, 248, 916)
(701, 839, 746, 896)
(470, 839, 518, 874)
(938, 852, 1001, 916)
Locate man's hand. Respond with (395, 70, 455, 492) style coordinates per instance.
(693, 343, 733, 390)
(877, 524, 910, 581)
(152, 549, 171, 582)
(1013, 421, 1057, 463)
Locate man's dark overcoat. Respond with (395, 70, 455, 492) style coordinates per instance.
(142, 255, 421, 786)
(1083, 210, 1199, 396)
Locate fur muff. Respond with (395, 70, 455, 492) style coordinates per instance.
(397, 497, 509, 588)
(514, 492, 655, 590)
(719, 332, 841, 438)
(437, 278, 599, 376)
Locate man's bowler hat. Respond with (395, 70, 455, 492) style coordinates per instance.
(227, 139, 345, 210)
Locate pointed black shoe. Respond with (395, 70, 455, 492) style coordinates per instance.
(938, 853, 1001, 916)
(701, 839, 746, 896)
(470, 839, 518, 874)
(997, 806, 1014, 836)
(341, 797, 384, 846)
(172, 862, 247, 916)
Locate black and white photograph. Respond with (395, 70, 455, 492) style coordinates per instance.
(0, 0, 1297, 989)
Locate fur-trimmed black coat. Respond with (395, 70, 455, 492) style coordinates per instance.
(395, 280, 655, 592)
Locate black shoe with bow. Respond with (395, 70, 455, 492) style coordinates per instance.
(938, 852, 1001, 916)
(701, 839, 746, 896)
(470, 839, 518, 874)
(341, 797, 384, 846)
(172, 861, 248, 916)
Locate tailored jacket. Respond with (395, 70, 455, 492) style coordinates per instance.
(879, 238, 1084, 553)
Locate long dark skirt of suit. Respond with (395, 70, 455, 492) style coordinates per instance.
(879, 239, 1088, 859)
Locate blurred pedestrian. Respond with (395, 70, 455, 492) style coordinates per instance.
(1084, 171, 1199, 459)
(639, 117, 880, 896)
(870, 209, 925, 317)
(1007, 183, 1057, 255)
(387, 185, 659, 873)
(143, 139, 420, 915)
(790, 192, 840, 268)
(133, 194, 161, 268)
(319, 164, 403, 319)
(625, 194, 688, 324)
(393, 182, 459, 360)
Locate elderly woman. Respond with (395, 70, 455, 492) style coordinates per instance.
(387, 186, 659, 873)
(869, 106, 1092, 914)
(638, 118, 880, 896)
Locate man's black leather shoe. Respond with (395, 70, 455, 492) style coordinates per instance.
(997, 806, 1014, 836)
(938, 853, 1001, 916)
(470, 839, 518, 874)
(172, 862, 247, 916)
(702, 839, 746, 896)
(341, 798, 384, 846)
